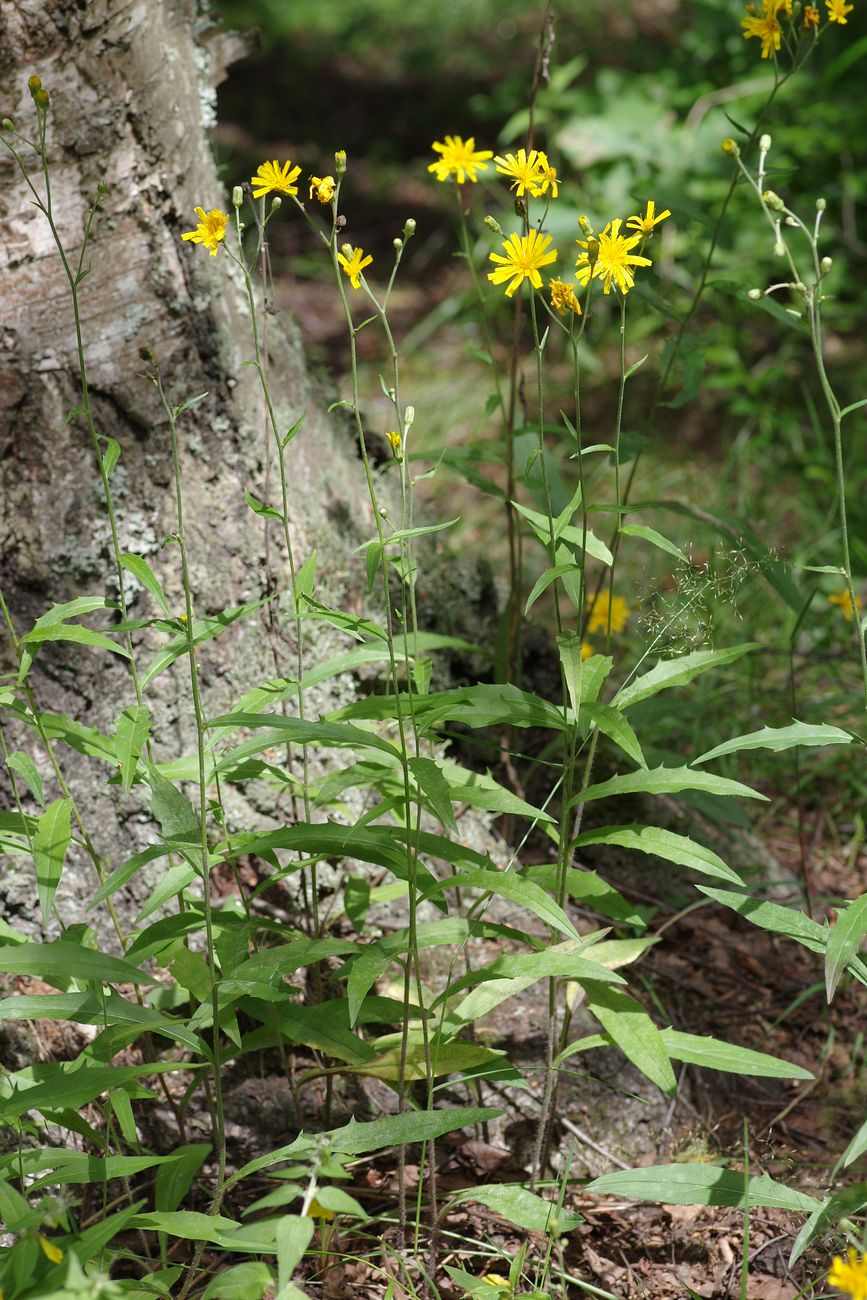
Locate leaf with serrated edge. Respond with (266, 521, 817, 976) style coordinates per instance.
(573, 824, 743, 885)
(614, 645, 758, 711)
(826, 893, 867, 1002)
(694, 720, 852, 766)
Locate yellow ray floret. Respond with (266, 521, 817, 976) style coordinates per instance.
(488, 229, 558, 298)
(251, 159, 302, 199)
(309, 175, 336, 203)
(578, 218, 651, 296)
(828, 1248, 867, 1299)
(741, 11, 783, 57)
(494, 148, 548, 198)
(181, 206, 228, 256)
(626, 200, 671, 237)
(428, 135, 493, 184)
(826, 0, 854, 20)
(338, 244, 373, 288)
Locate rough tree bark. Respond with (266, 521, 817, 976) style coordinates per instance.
(0, 0, 418, 929)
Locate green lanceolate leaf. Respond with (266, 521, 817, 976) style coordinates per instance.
(32, 797, 72, 924)
(120, 553, 171, 615)
(0, 1060, 183, 1122)
(572, 824, 743, 885)
(619, 523, 687, 563)
(347, 1040, 506, 1082)
(155, 1143, 212, 1213)
(514, 499, 613, 566)
(208, 710, 401, 759)
(659, 1029, 812, 1079)
(579, 703, 646, 769)
(202, 1263, 274, 1300)
(409, 755, 458, 834)
(693, 719, 852, 766)
(140, 598, 269, 689)
(432, 940, 626, 1006)
(448, 1184, 582, 1235)
(422, 869, 579, 941)
(586, 1165, 821, 1214)
(568, 765, 766, 810)
(613, 645, 759, 711)
(583, 983, 676, 1095)
(114, 705, 151, 792)
(6, 751, 45, 807)
(825, 892, 867, 1002)
(0, 940, 154, 986)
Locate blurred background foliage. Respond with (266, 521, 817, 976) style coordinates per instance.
(209, 0, 867, 800)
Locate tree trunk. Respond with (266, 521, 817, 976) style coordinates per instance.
(0, 0, 381, 930)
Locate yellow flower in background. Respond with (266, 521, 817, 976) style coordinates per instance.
(309, 175, 336, 203)
(826, 0, 854, 20)
(626, 200, 672, 237)
(741, 10, 783, 57)
(803, 4, 820, 24)
(587, 591, 630, 635)
(428, 135, 493, 184)
(494, 148, 547, 198)
(181, 206, 228, 256)
(550, 278, 581, 316)
(251, 159, 302, 199)
(535, 151, 560, 199)
(581, 641, 594, 660)
(37, 1235, 63, 1265)
(487, 229, 558, 298)
(829, 1248, 867, 1299)
(476, 1277, 512, 1296)
(338, 244, 373, 288)
(589, 218, 652, 295)
(828, 588, 863, 621)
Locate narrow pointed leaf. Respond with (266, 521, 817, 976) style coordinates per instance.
(613, 645, 758, 710)
(114, 705, 151, 792)
(587, 1165, 820, 1213)
(825, 893, 867, 1002)
(572, 824, 743, 885)
(694, 720, 852, 766)
(33, 798, 72, 924)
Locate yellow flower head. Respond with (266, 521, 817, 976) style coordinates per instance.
(550, 278, 582, 316)
(251, 159, 302, 200)
(181, 206, 228, 256)
(829, 1248, 867, 1299)
(803, 4, 820, 24)
(826, 0, 854, 20)
(37, 1235, 63, 1265)
(309, 175, 336, 204)
(626, 200, 672, 237)
(586, 218, 652, 295)
(478, 1277, 512, 1295)
(587, 591, 630, 635)
(305, 1198, 335, 1222)
(428, 135, 493, 184)
(338, 244, 373, 288)
(487, 229, 558, 298)
(580, 640, 594, 660)
(494, 148, 548, 198)
(535, 150, 560, 199)
(828, 588, 863, 621)
(741, 11, 783, 57)
(386, 430, 403, 458)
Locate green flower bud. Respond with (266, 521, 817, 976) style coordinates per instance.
(747, 288, 762, 300)
(816, 197, 826, 211)
(97, 180, 108, 195)
(763, 189, 785, 212)
(759, 133, 772, 152)
(578, 214, 594, 234)
(27, 75, 42, 94)
(721, 138, 739, 158)
(334, 149, 347, 175)
(271, 195, 281, 211)
(1, 118, 13, 132)
(404, 405, 415, 428)
(403, 218, 416, 239)
(393, 237, 402, 250)
(774, 240, 785, 257)
(34, 88, 50, 109)
(821, 256, 833, 274)
(232, 185, 243, 209)
(483, 214, 503, 235)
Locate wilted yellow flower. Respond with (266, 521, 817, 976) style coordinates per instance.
(386, 431, 403, 458)
(305, 1198, 335, 1221)
(309, 175, 336, 203)
(626, 200, 671, 237)
(181, 207, 228, 256)
(251, 159, 301, 200)
(550, 278, 581, 316)
(338, 244, 373, 288)
(826, 0, 854, 20)
(494, 148, 548, 198)
(584, 218, 651, 296)
(428, 135, 493, 184)
(487, 229, 558, 298)
(477, 1276, 512, 1295)
(722, 138, 740, 157)
(828, 588, 863, 621)
(37, 1235, 63, 1265)
(829, 1248, 867, 1299)
(535, 150, 559, 199)
(741, 10, 783, 57)
(587, 591, 630, 635)
(803, 4, 820, 24)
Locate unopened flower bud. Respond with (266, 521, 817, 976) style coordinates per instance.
(403, 218, 416, 239)
(747, 288, 762, 300)
(721, 138, 740, 158)
(774, 240, 785, 257)
(578, 214, 594, 234)
(334, 149, 347, 175)
(2, 118, 13, 132)
(404, 405, 415, 428)
(821, 256, 833, 274)
(34, 88, 49, 109)
(793, 281, 807, 294)
(393, 237, 402, 250)
(27, 75, 42, 94)
(97, 180, 108, 196)
(784, 216, 798, 226)
(379, 506, 388, 518)
(483, 214, 503, 235)
(816, 197, 826, 211)
(341, 243, 352, 258)
(759, 133, 772, 152)
(763, 189, 785, 212)
(232, 185, 243, 208)
(514, 197, 527, 219)
(271, 195, 281, 211)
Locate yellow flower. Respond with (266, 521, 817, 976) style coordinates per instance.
(428, 135, 493, 184)
(535, 150, 560, 199)
(487, 229, 558, 298)
(803, 4, 820, 24)
(478, 1277, 512, 1295)
(338, 244, 373, 288)
(309, 175, 336, 203)
(37, 1235, 63, 1265)
(550, 278, 581, 316)
(305, 1198, 335, 1221)
(741, 11, 783, 57)
(581, 641, 594, 660)
(626, 200, 672, 237)
(829, 1248, 867, 1299)
(587, 591, 630, 635)
(494, 148, 547, 198)
(386, 431, 403, 458)
(828, 588, 863, 621)
(181, 206, 228, 256)
(586, 218, 651, 296)
(251, 159, 302, 200)
(826, 0, 854, 20)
